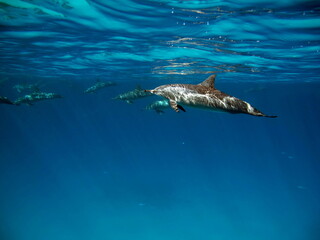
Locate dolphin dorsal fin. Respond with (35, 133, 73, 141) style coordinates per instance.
(199, 74, 216, 88)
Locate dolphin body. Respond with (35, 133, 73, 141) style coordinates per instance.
(14, 91, 62, 106)
(113, 85, 153, 104)
(13, 83, 39, 93)
(84, 81, 116, 93)
(145, 99, 170, 114)
(0, 96, 14, 105)
(145, 74, 277, 118)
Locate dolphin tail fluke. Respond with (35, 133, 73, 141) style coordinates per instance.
(0, 96, 14, 105)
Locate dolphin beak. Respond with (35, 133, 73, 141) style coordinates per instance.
(144, 89, 153, 93)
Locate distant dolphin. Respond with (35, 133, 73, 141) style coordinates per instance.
(84, 80, 116, 93)
(113, 85, 153, 104)
(0, 96, 14, 105)
(145, 99, 170, 114)
(145, 74, 277, 118)
(13, 83, 40, 93)
(14, 91, 62, 106)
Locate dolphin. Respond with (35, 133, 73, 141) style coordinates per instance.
(113, 85, 153, 104)
(13, 83, 40, 93)
(145, 74, 277, 118)
(0, 96, 14, 105)
(84, 80, 116, 93)
(14, 91, 62, 106)
(145, 99, 170, 114)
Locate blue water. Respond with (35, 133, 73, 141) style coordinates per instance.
(1, 1, 320, 240)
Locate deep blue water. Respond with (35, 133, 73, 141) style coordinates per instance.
(1, 1, 320, 240)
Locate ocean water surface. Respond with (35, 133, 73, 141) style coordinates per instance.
(0, 0, 320, 239)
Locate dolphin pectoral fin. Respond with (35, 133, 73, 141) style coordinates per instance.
(177, 105, 186, 112)
(169, 99, 185, 112)
(169, 99, 179, 112)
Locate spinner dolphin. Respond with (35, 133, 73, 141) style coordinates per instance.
(113, 85, 153, 104)
(14, 91, 62, 106)
(84, 80, 116, 94)
(145, 74, 277, 118)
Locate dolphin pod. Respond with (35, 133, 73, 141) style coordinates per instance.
(2, 74, 277, 118)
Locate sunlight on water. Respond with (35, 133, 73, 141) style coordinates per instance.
(0, 0, 319, 81)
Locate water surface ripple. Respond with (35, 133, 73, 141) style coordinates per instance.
(0, 0, 319, 82)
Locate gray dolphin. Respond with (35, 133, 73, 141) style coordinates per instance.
(14, 91, 62, 106)
(145, 99, 170, 114)
(145, 74, 277, 118)
(13, 83, 40, 93)
(84, 80, 116, 93)
(113, 85, 153, 104)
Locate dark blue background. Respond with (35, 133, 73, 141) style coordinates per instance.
(1, 80, 319, 240)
